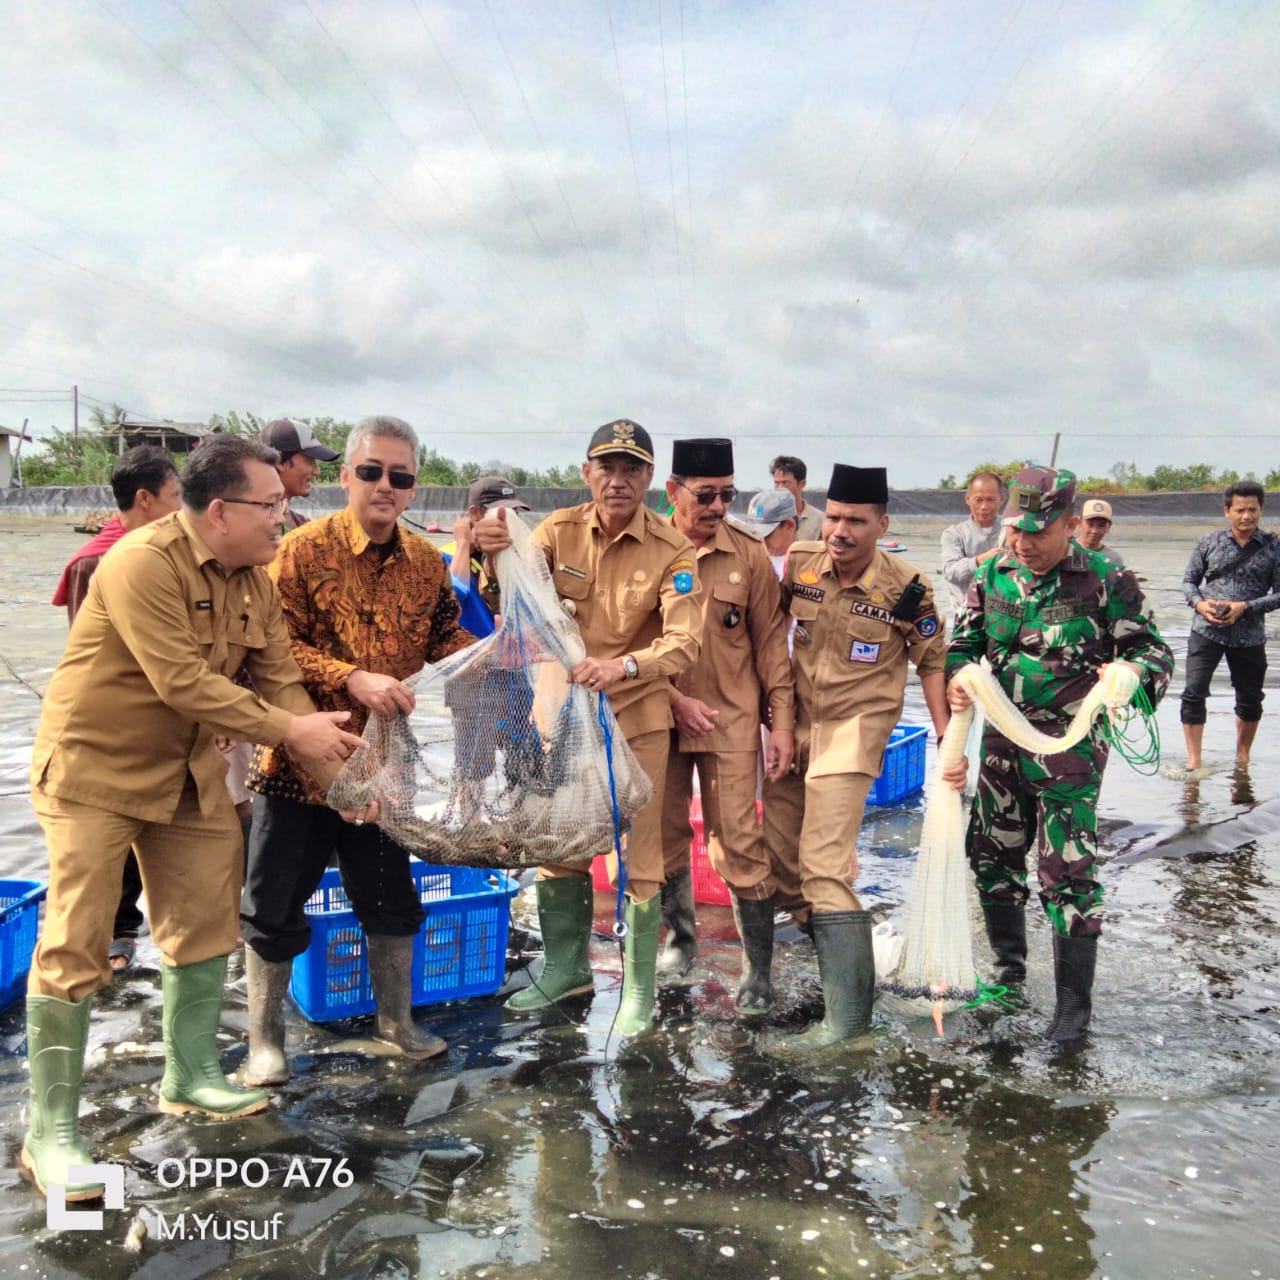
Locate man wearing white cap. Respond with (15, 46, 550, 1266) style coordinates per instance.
(260, 418, 340, 531)
(1077, 498, 1123, 565)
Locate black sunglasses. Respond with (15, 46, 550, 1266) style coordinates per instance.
(678, 482, 738, 507)
(353, 463, 416, 490)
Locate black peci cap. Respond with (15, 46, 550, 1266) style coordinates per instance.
(827, 464, 889, 506)
(671, 437, 734, 477)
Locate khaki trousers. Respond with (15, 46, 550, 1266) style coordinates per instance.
(661, 741, 772, 899)
(542, 729, 668, 904)
(29, 781, 243, 1002)
(762, 768, 873, 917)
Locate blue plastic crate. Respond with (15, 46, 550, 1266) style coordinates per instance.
(867, 724, 928, 807)
(0, 879, 47, 1012)
(290, 862, 518, 1023)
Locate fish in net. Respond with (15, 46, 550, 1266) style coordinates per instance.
(877, 661, 1148, 1033)
(328, 512, 653, 868)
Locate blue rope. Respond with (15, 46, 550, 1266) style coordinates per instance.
(597, 692, 628, 930)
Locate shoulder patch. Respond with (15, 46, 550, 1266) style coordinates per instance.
(914, 613, 939, 637)
(673, 569, 694, 595)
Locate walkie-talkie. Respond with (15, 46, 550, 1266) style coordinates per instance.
(891, 574, 927, 621)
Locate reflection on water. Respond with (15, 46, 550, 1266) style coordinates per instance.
(0, 516, 1278, 1278)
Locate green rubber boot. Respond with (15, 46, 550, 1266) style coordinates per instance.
(615, 894, 662, 1037)
(159, 957, 269, 1119)
(775, 910, 875, 1052)
(506, 876, 595, 1012)
(20, 995, 104, 1201)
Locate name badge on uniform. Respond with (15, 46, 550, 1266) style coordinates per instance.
(849, 640, 880, 663)
(557, 563, 587, 579)
(791, 583, 825, 603)
(195, 600, 213, 611)
(850, 600, 893, 624)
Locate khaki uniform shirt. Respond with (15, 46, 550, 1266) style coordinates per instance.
(31, 511, 315, 824)
(533, 502, 703, 739)
(783, 542, 946, 778)
(670, 519, 794, 753)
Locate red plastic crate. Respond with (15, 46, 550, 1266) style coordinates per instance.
(591, 797, 760, 906)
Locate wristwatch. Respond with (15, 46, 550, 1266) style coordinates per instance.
(622, 655, 640, 680)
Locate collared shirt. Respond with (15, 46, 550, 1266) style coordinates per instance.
(1182, 527, 1280, 648)
(793, 502, 825, 542)
(32, 510, 315, 823)
(940, 517, 1002, 615)
(670, 518, 794, 754)
(251, 508, 476, 803)
(532, 501, 702, 739)
(52, 515, 129, 626)
(948, 544, 1173, 727)
(783, 541, 946, 778)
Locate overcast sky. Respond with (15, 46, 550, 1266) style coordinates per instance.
(2, 0, 1277, 487)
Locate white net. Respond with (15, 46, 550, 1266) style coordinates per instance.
(328, 512, 653, 867)
(878, 662, 1141, 1025)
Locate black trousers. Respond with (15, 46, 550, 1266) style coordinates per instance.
(112, 850, 144, 938)
(1179, 631, 1267, 725)
(240, 793, 426, 963)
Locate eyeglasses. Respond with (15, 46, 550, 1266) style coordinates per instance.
(354, 463, 416, 490)
(677, 482, 738, 507)
(222, 497, 287, 519)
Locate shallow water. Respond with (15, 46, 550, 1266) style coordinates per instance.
(0, 514, 1277, 1279)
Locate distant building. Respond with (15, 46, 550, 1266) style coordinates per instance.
(92, 415, 219, 456)
(0, 424, 34, 487)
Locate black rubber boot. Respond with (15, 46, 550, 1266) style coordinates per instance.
(731, 896, 774, 1016)
(981, 903, 1027, 989)
(1045, 933, 1097, 1047)
(776, 911, 875, 1051)
(656, 868, 698, 979)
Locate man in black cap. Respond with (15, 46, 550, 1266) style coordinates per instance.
(471, 419, 702, 1036)
(659, 439, 794, 1015)
(444, 475, 532, 639)
(260, 418, 340, 531)
(764, 464, 951, 1050)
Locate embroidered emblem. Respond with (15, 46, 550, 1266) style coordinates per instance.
(849, 640, 881, 663)
(914, 613, 939, 637)
(728, 571, 742, 585)
(794, 623, 811, 646)
(673, 571, 694, 595)
(871, 592, 885, 604)
(612, 421, 636, 445)
(850, 601, 893, 624)
(791, 583, 825, 603)
(633, 570, 646, 582)
(798, 569, 820, 585)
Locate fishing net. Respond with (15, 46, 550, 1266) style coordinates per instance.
(878, 661, 1146, 1030)
(327, 512, 653, 868)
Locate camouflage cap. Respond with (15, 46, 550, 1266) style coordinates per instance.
(1002, 466, 1077, 532)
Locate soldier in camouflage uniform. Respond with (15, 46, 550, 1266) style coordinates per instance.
(943, 466, 1173, 1047)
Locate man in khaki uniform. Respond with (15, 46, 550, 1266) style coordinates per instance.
(659, 438, 794, 1016)
(474, 419, 702, 1035)
(764, 464, 951, 1049)
(22, 435, 368, 1203)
